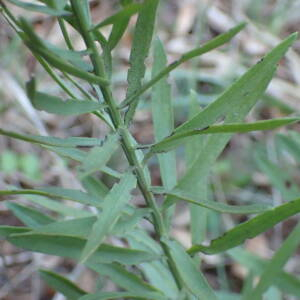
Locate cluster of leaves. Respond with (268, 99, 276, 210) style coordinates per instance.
(0, 0, 299, 299)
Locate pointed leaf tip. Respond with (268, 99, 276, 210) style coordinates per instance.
(234, 21, 247, 32)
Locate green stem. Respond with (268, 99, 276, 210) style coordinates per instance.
(62, 71, 96, 101)
(0, 2, 112, 129)
(36, 56, 78, 98)
(58, 19, 74, 50)
(70, 0, 184, 290)
(48, 0, 74, 50)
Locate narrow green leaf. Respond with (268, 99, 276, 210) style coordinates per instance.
(185, 90, 208, 245)
(80, 173, 136, 262)
(126, 229, 162, 255)
(150, 117, 300, 153)
(30, 91, 106, 115)
(80, 134, 119, 178)
(8, 232, 158, 265)
(124, 0, 159, 124)
(34, 208, 150, 238)
(89, 263, 164, 298)
(134, 262, 179, 299)
(92, 3, 143, 29)
(188, 197, 300, 255)
(6, 0, 71, 16)
(42, 146, 122, 178)
(164, 34, 297, 233)
(157, 188, 271, 214)
(0, 226, 31, 238)
(5, 202, 54, 228)
(174, 33, 298, 134)
(113, 208, 151, 236)
(247, 222, 300, 299)
(35, 216, 97, 237)
(44, 146, 86, 161)
(1, 187, 100, 207)
(151, 38, 176, 190)
(185, 90, 204, 169)
(120, 23, 246, 108)
(127, 230, 179, 299)
(30, 44, 107, 85)
(93, 3, 143, 51)
(39, 187, 100, 206)
(162, 239, 217, 299)
(106, 18, 129, 51)
(25, 195, 92, 218)
(44, 41, 92, 71)
(43, 0, 68, 10)
(0, 128, 103, 147)
(19, 19, 108, 86)
(39, 269, 87, 300)
(81, 176, 109, 199)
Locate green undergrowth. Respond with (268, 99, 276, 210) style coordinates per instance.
(0, 1, 299, 299)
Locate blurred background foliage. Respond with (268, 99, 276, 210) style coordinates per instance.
(1, 0, 300, 299)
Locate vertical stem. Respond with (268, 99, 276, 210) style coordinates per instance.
(58, 19, 74, 50)
(70, 0, 184, 290)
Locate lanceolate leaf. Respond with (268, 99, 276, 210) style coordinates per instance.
(1, 187, 100, 207)
(40, 0, 68, 10)
(6, 0, 71, 16)
(151, 38, 176, 190)
(31, 92, 106, 115)
(174, 33, 298, 134)
(81, 176, 109, 199)
(34, 208, 150, 238)
(150, 117, 300, 153)
(93, 3, 143, 51)
(35, 216, 97, 237)
(80, 291, 164, 300)
(8, 232, 158, 265)
(43, 146, 86, 161)
(29, 44, 107, 85)
(24, 195, 92, 218)
(187, 197, 300, 255)
(106, 18, 129, 51)
(42, 146, 122, 179)
(80, 173, 136, 262)
(88, 263, 164, 298)
(18, 19, 108, 86)
(5, 202, 54, 228)
(39, 269, 87, 300)
(159, 188, 271, 214)
(164, 34, 297, 218)
(0, 226, 31, 238)
(163, 239, 217, 299)
(124, 0, 159, 124)
(0, 128, 103, 147)
(44, 41, 92, 71)
(185, 91, 208, 245)
(80, 134, 119, 178)
(127, 230, 179, 299)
